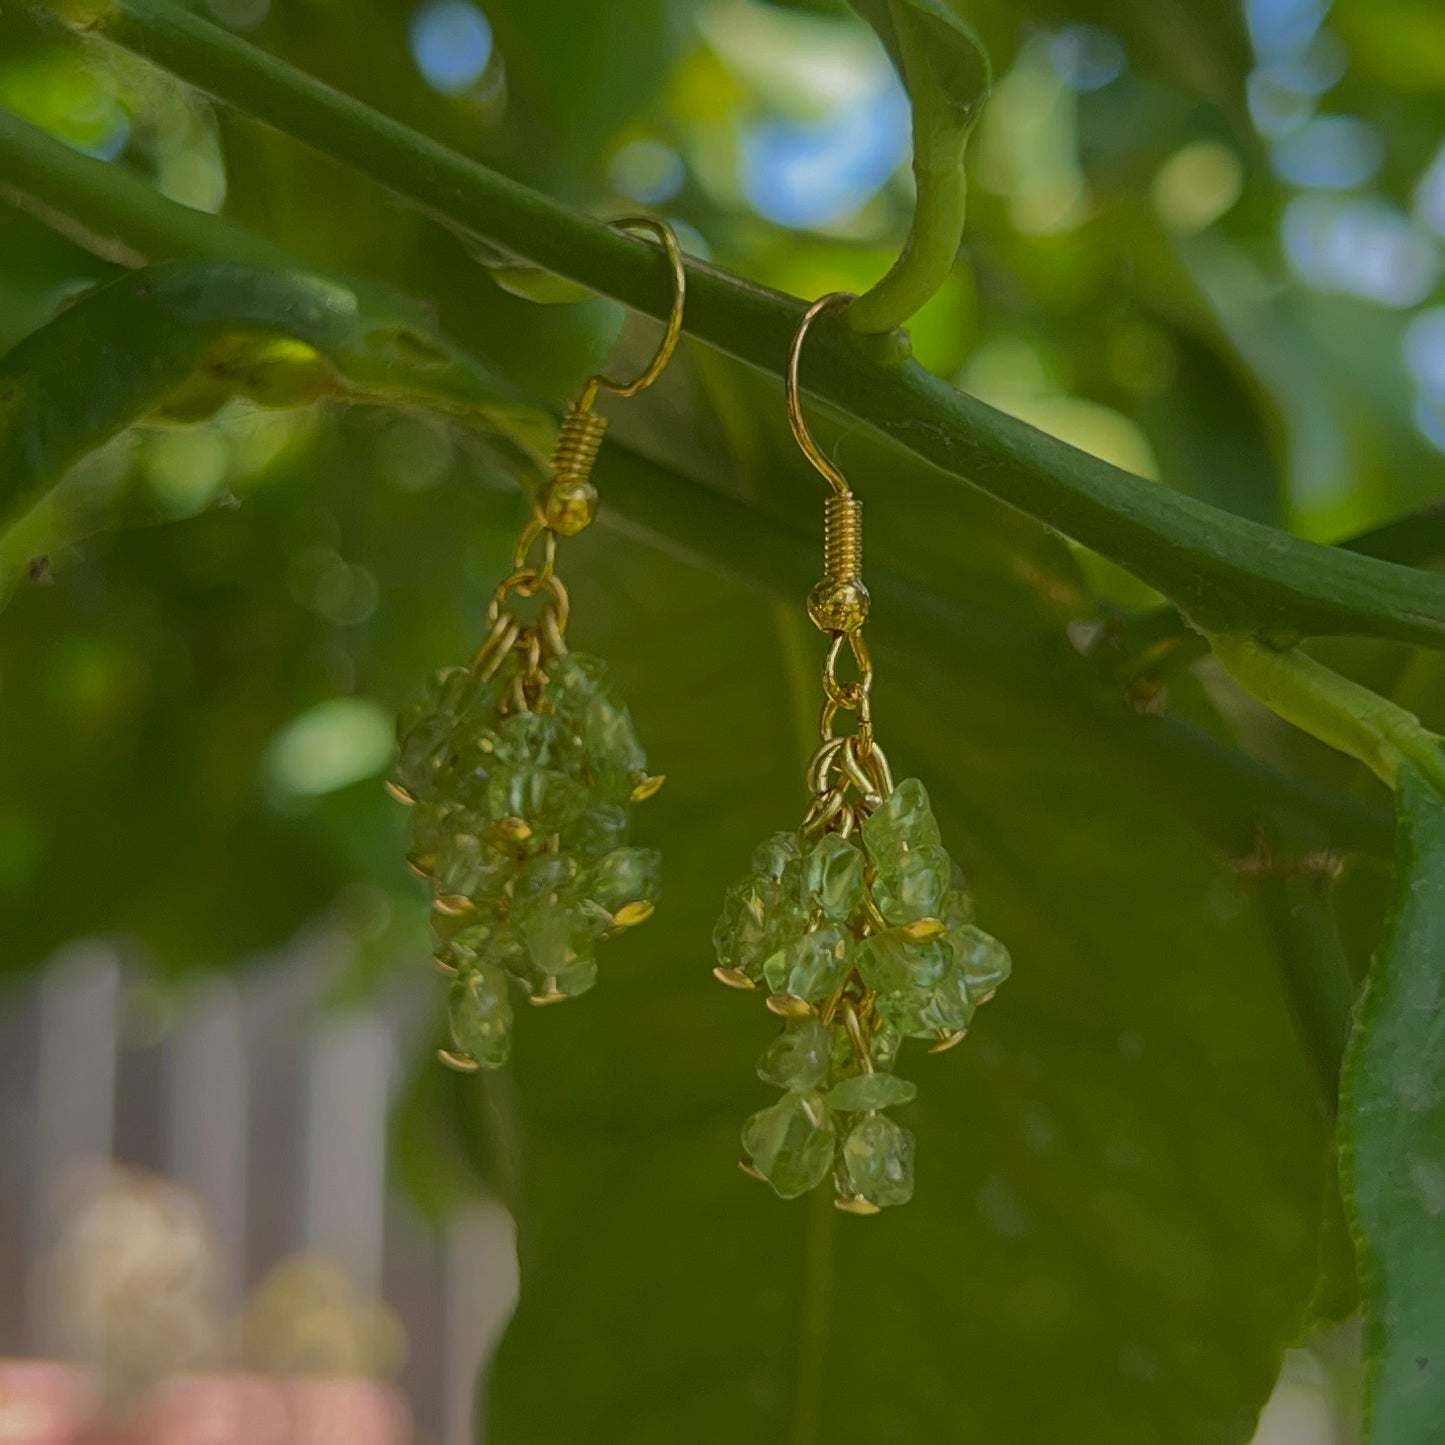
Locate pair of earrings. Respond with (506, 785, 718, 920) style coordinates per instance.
(390, 223, 1012, 1213)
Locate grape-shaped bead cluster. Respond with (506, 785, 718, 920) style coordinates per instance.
(714, 778, 1010, 1211)
(392, 652, 661, 1071)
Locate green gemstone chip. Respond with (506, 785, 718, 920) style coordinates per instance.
(757, 1017, 831, 1092)
(825, 1071, 918, 1112)
(803, 832, 866, 921)
(840, 1112, 916, 1208)
(448, 962, 513, 1069)
(742, 1092, 836, 1199)
(862, 777, 942, 878)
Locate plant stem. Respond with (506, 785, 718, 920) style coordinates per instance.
(0, 111, 1404, 859)
(0, 115, 1391, 868)
(1206, 631, 1445, 795)
(0, 104, 289, 270)
(1112, 500, 1445, 678)
(19, 0, 1445, 650)
(846, 157, 966, 336)
(845, 0, 972, 334)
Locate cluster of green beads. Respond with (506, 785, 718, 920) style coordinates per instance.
(393, 651, 661, 1070)
(714, 778, 1010, 1211)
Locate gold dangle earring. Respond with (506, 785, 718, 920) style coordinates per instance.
(711, 293, 1013, 1212)
(390, 217, 685, 1073)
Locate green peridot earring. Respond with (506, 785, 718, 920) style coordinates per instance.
(711, 293, 1013, 1213)
(389, 218, 685, 1073)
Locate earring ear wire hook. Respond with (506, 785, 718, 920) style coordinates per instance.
(786, 291, 857, 497)
(585, 215, 688, 402)
(787, 292, 870, 638)
(533, 216, 685, 543)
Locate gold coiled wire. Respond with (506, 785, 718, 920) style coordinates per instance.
(822, 492, 863, 591)
(550, 401, 609, 489)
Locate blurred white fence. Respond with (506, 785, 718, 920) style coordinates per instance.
(0, 935, 516, 1444)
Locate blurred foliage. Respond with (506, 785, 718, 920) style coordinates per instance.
(1, 0, 1443, 1441)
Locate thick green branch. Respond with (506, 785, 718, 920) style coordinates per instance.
(21, 0, 1445, 650)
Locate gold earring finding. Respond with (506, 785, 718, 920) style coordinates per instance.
(540, 216, 686, 538)
(786, 293, 871, 639)
(708, 290, 1015, 1213)
(390, 216, 684, 1073)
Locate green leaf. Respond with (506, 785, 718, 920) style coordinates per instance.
(482, 522, 1330, 1442)
(1342, 760, 1445, 1443)
(0, 260, 545, 535)
(846, 0, 990, 332)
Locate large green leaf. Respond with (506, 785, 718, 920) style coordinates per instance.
(1343, 761, 1445, 1443)
(481, 497, 1329, 1442)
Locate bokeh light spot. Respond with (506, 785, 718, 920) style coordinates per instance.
(144, 429, 229, 516)
(158, 150, 228, 213)
(375, 416, 454, 492)
(1247, 69, 1316, 138)
(1047, 25, 1126, 91)
(409, 0, 493, 96)
(739, 73, 908, 229)
(1412, 391, 1445, 454)
(1414, 140, 1445, 236)
(1255, 30, 1347, 95)
(288, 547, 380, 626)
(1282, 195, 1439, 307)
(1246, 0, 1329, 61)
(1153, 143, 1244, 233)
(1402, 307, 1445, 393)
(264, 698, 394, 797)
(1271, 115, 1383, 189)
(609, 139, 686, 205)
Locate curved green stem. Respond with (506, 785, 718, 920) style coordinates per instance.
(17, 0, 1445, 650)
(847, 151, 967, 336)
(1206, 631, 1445, 795)
(846, 0, 973, 334)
